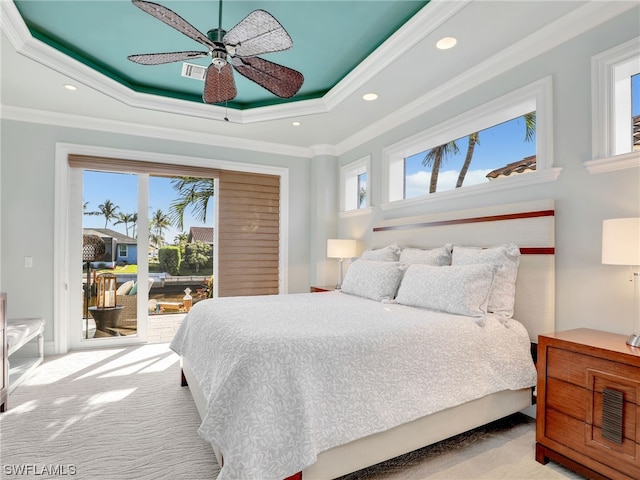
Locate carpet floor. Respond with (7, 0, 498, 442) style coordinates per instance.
(1, 343, 582, 480)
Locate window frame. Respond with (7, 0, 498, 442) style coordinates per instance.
(340, 154, 373, 217)
(117, 243, 128, 259)
(381, 76, 559, 211)
(588, 37, 640, 174)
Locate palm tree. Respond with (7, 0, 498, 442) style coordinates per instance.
(150, 209, 172, 247)
(456, 132, 480, 188)
(454, 111, 536, 188)
(358, 186, 367, 208)
(114, 212, 136, 237)
(129, 212, 138, 239)
(86, 199, 119, 228)
(523, 111, 536, 143)
(174, 232, 188, 246)
(168, 177, 215, 231)
(422, 141, 459, 193)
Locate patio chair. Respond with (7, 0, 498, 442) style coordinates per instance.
(116, 279, 154, 328)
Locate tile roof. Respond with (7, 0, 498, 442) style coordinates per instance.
(188, 227, 214, 244)
(486, 155, 537, 180)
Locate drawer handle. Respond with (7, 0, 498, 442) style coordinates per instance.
(602, 387, 623, 444)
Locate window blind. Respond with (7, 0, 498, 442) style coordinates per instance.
(216, 170, 280, 297)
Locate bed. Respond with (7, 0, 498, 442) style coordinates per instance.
(170, 200, 555, 480)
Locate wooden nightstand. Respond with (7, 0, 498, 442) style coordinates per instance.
(536, 328, 640, 480)
(310, 285, 337, 293)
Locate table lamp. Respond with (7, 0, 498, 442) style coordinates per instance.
(327, 239, 357, 289)
(602, 218, 640, 346)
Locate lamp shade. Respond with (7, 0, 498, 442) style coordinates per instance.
(602, 218, 640, 265)
(327, 239, 357, 259)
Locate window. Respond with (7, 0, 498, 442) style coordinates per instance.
(118, 244, 128, 258)
(403, 113, 536, 199)
(357, 172, 368, 208)
(589, 37, 640, 172)
(340, 155, 372, 214)
(383, 77, 557, 208)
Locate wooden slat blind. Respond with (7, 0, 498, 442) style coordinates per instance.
(217, 171, 280, 297)
(68, 154, 220, 179)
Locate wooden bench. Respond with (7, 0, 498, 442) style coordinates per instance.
(6, 317, 45, 395)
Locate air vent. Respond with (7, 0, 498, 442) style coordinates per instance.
(181, 63, 206, 81)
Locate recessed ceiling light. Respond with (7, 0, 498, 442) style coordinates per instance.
(292, 121, 301, 126)
(363, 93, 378, 101)
(63, 84, 78, 91)
(436, 37, 457, 50)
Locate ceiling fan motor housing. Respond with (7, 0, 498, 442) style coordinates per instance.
(207, 28, 229, 69)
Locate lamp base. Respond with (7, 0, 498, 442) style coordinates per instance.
(627, 333, 640, 347)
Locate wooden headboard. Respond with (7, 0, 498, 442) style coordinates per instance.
(371, 200, 555, 341)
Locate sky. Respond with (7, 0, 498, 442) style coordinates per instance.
(83, 172, 214, 243)
(84, 74, 640, 237)
(403, 73, 640, 198)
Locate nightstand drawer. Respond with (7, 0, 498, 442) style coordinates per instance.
(547, 347, 640, 389)
(545, 377, 586, 419)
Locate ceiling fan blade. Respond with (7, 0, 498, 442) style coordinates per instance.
(132, 0, 215, 50)
(128, 51, 208, 65)
(224, 10, 293, 58)
(203, 63, 237, 104)
(231, 57, 303, 99)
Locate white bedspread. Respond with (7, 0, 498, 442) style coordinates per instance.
(170, 291, 537, 480)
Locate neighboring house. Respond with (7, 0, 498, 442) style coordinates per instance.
(83, 228, 138, 265)
(486, 155, 537, 181)
(187, 227, 214, 246)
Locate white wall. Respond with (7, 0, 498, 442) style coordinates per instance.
(0, 121, 312, 346)
(335, 9, 640, 336)
(1, 6, 638, 349)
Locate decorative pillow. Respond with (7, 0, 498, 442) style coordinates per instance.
(399, 244, 452, 266)
(128, 282, 138, 296)
(395, 264, 495, 321)
(360, 243, 401, 262)
(116, 280, 134, 296)
(451, 243, 520, 319)
(340, 260, 406, 302)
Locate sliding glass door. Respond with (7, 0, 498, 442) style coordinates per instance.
(72, 167, 215, 347)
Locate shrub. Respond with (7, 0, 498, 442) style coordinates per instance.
(159, 246, 181, 275)
(184, 241, 212, 273)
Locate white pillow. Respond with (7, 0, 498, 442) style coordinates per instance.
(116, 280, 134, 296)
(451, 243, 520, 319)
(395, 264, 495, 322)
(340, 260, 406, 302)
(399, 244, 452, 266)
(360, 243, 401, 262)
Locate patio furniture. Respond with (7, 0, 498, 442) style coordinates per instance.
(116, 279, 154, 328)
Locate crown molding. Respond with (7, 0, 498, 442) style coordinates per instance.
(0, 0, 458, 125)
(323, 0, 469, 110)
(335, 0, 638, 156)
(1, 105, 313, 159)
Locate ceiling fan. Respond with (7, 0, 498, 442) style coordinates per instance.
(127, 0, 304, 105)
